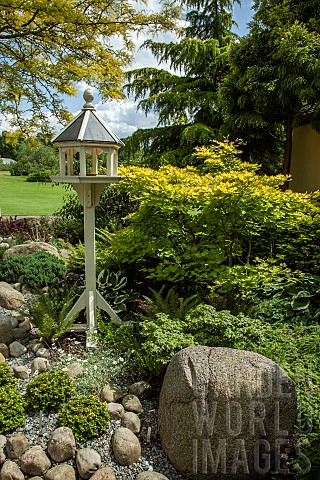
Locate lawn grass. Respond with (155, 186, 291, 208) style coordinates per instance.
(0, 171, 73, 215)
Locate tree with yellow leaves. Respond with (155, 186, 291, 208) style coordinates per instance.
(0, 0, 181, 134)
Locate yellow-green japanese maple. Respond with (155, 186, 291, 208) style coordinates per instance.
(0, 0, 181, 134)
(105, 140, 319, 287)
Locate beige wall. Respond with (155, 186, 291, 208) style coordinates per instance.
(290, 123, 320, 192)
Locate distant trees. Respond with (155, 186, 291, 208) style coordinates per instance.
(9, 141, 58, 178)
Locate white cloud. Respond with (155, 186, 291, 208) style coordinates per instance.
(95, 98, 159, 138)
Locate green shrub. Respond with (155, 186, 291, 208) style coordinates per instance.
(59, 395, 110, 441)
(0, 362, 17, 388)
(118, 304, 267, 376)
(0, 251, 67, 289)
(26, 371, 74, 411)
(0, 386, 25, 433)
(184, 304, 267, 350)
(137, 313, 195, 375)
(26, 169, 52, 182)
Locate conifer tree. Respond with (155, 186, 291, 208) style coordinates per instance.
(123, 0, 239, 167)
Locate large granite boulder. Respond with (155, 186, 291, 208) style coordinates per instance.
(3, 241, 59, 258)
(158, 346, 297, 480)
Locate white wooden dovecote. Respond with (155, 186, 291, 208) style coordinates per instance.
(51, 88, 125, 348)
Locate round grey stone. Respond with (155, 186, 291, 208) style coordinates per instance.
(13, 328, 28, 340)
(45, 464, 76, 480)
(122, 394, 142, 414)
(76, 448, 101, 479)
(12, 365, 29, 379)
(9, 341, 27, 358)
(121, 411, 141, 434)
(0, 343, 9, 358)
(112, 427, 141, 466)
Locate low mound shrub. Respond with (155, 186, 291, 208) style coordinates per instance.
(0, 362, 17, 388)
(26, 370, 74, 411)
(59, 395, 110, 441)
(0, 386, 25, 433)
(0, 251, 67, 289)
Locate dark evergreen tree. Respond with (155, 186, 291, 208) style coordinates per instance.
(218, 0, 320, 176)
(123, 0, 239, 168)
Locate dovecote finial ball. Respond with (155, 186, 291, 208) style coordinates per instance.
(83, 88, 94, 108)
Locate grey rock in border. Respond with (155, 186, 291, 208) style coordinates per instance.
(112, 427, 141, 466)
(107, 402, 125, 419)
(136, 473, 170, 480)
(0, 448, 6, 466)
(0, 315, 18, 344)
(6, 433, 29, 459)
(0, 460, 24, 480)
(0, 436, 6, 449)
(0, 283, 24, 310)
(100, 384, 125, 403)
(128, 381, 152, 398)
(36, 347, 50, 358)
(121, 394, 142, 414)
(76, 448, 101, 479)
(31, 357, 49, 373)
(13, 328, 28, 340)
(12, 365, 29, 379)
(9, 341, 27, 358)
(3, 241, 59, 258)
(90, 467, 116, 480)
(45, 464, 76, 480)
(0, 343, 9, 358)
(20, 446, 51, 476)
(158, 346, 297, 480)
(121, 411, 141, 434)
(47, 427, 76, 463)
